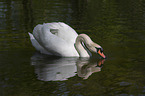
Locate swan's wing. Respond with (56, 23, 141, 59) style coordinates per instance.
(43, 22, 78, 44)
(33, 24, 77, 56)
(28, 32, 52, 55)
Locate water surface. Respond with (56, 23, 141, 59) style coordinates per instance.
(0, 0, 145, 96)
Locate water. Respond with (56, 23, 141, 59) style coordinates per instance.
(0, 0, 145, 95)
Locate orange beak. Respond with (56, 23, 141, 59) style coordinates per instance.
(97, 50, 106, 59)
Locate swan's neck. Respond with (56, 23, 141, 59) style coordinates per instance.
(75, 34, 93, 57)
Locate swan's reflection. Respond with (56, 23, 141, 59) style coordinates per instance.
(76, 58, 105, 79)
(31, 52, 105, 81)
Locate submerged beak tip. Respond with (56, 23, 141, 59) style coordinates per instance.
(101, 54, 106, 59)
(103, 56, 107, 59)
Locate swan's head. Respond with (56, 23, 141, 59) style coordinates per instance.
(86, 42, 106, 59)
(76, 34, 106, 58)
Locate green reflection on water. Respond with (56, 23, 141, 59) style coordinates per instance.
(0, 0, 145, 96)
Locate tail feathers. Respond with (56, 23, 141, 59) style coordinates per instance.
(28, 32, 52, 55)
(28, 32, 41, 51)
(28, 32, 35, 39)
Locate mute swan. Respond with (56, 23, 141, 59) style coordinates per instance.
(28, 22, 106, 58)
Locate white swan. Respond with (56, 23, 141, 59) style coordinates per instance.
(28, 22, 106, 58)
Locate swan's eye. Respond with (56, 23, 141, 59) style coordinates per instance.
(97, 48, 103, 53)
(100, 48, 103, 52)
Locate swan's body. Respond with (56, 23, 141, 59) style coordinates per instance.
(29, 22, 106, 58)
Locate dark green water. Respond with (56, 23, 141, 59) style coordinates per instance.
(0, 0, 145, 96)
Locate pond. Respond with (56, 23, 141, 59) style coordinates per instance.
(0, 0, 145, 96)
